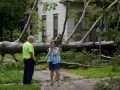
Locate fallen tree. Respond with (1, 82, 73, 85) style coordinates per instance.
(0, 41, 114, 54)
(0, 0, 118, 62)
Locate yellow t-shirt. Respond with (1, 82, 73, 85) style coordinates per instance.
(22, 41, 34, 59)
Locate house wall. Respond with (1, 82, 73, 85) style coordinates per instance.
(37, 0, 95, 43)
(37, 0, 67, 42)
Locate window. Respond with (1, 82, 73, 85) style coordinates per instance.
(42, 15, 46, 42)
(53, 14, 58, 39)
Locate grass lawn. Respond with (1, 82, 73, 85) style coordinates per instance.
(0, 69, 40, 90)
(0, 70, 22, 84)
(0, 84, 40, 90)
(2, 53, 120, 90)
(62, 65, 120, 78)
(0, 54, 47, 90)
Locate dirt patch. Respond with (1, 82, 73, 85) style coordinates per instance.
(33, 70, 96, 90)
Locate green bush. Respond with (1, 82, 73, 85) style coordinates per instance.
(36, 53, 46, 61)
(16, 61, 24, 70)
(61, 51, 101, 66)
(75, 51, 100, 65)
(110, 55, 120, 71)
(61, 51, 76, 62)
(3, 63, 17, 70)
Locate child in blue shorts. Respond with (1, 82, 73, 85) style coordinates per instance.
(47, 41, 61, 86)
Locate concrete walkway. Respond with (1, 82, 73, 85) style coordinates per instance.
(33, 70, 96, 90)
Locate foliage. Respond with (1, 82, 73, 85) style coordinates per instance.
(0, 0, 35, 41)
(110, 55, 120, 71)
(0, 69, 40, 89)
(15, 53, 23, 61)
(54, 34, 62, 45)
(101, 28, 120, 41)
(3, 63, 18, 71)
(0, 56, 40, 89)
(0, 69, 22, 84)
(61, 50, 101, 66)
(101, 28, 120, 51)
(31, 11, 43, 35)
(36, 53, 46, 61)
(87, 4, 103, 22)
(105, 12, 118, 27)
(43, 2, 57, 12)
(12, 29, 21, 41)
(68, 10, 78, 21)
(0, 68, 40, 89)
(72, 33, 81, 41)
(85, 0, 119, 43)
(96, 0, 114, 3)
(94, 77, 120, 90)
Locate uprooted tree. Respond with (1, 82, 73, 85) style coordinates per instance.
(0, 0, 120, 62)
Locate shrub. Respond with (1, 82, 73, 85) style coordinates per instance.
(94, 77, 120, 90)
(2, 59, 17, 70)
(36, 53, 46, 61)
(110, 55, 120, 71)
(16, 61, 24, 70)
(61, 51, 76, 63)
(61, 51, 101, 66)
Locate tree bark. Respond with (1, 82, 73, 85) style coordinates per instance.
(60, 0, 69, 43)
(0, 41, 113, 54)
(117, 2, 120, 29)
(80, 0, 119, 43)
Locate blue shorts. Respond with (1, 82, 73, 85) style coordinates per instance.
(48, 61, 60, 70)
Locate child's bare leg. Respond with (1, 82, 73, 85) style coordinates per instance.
(54, 74, 57, 81)
(50, 70, 54, 85)
(55, 70, 60, 86)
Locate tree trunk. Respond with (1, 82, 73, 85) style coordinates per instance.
(60, 0, 69, 43)
(117, 2, 120, 29)
(0, 41, 114, 54)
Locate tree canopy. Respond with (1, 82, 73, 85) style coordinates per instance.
(0, 0, 35, 41)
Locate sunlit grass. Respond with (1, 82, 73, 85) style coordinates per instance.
(0, 69, 40, 90)
(0, 84, 40, 90)
(0, 70, 22, 84)
(62, 65, 120, 78)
